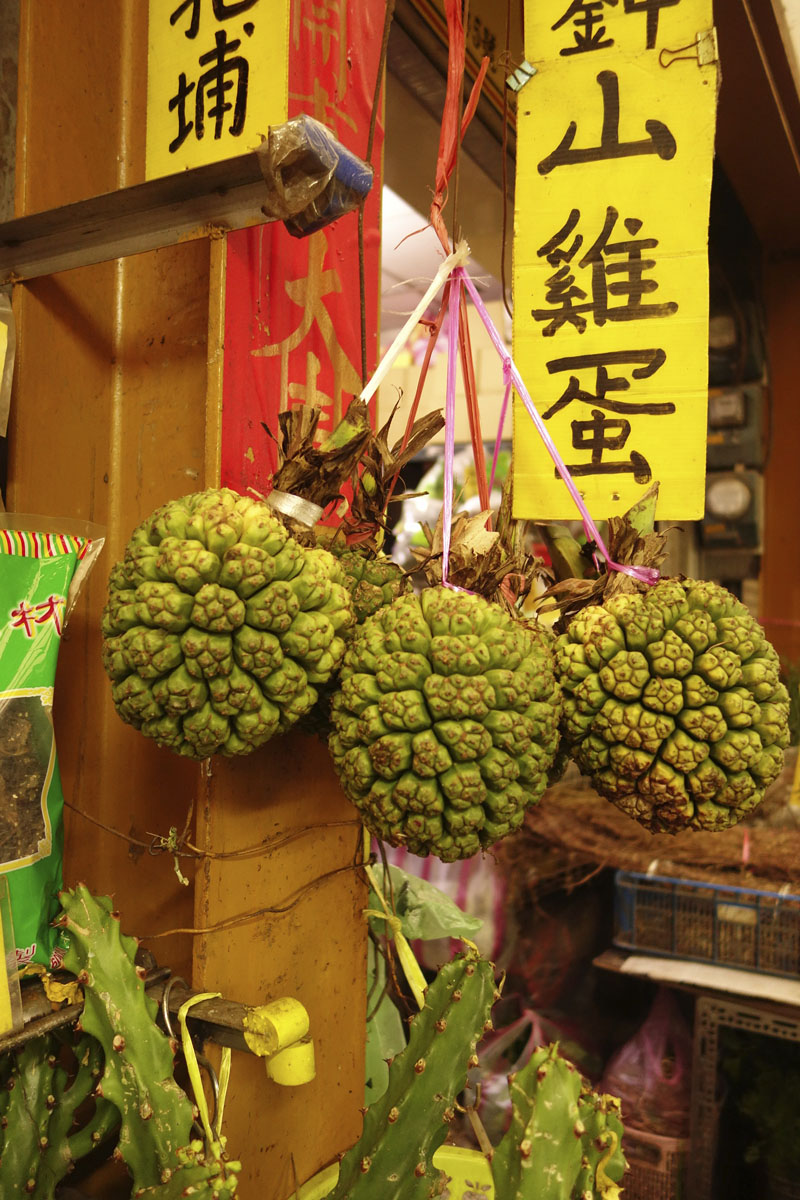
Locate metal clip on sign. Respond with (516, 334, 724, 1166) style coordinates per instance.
(506, 60, 537, 92)
(659, 27, 719, 68)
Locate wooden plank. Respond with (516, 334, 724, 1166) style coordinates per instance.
(0, 150, 277, 283)
(194, 733, 367, 1199)
(594, 948, 800, 1007)
(760, 255, 800, 664)
(715, 0, 800, 251)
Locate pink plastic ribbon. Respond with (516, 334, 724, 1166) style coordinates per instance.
(440, 276, 478, 594)
(488, 360, 512, 496)
(454, 267, 660, 587)
(441, 275, 461, 589)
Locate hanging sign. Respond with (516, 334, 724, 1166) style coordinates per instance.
(513, 0, 718, 520)
(146, 0, 290, 180)
(219, 0, 384, 495)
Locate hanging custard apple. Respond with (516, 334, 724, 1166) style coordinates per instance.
(328, 586, 562, 861)
(102, 487, 355, 758)
(295, 548, 412, 740)
(556, 578, 790, 832)
(337, 549, 411, 624)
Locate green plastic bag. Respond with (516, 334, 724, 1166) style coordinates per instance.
(0, 518, 102, 968)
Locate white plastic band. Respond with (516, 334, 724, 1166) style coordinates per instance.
(267, 490, 324, 526)
(357, 240, 471, 406)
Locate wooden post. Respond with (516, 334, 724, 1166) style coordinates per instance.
(761, 256, 800, 666)
(8, 2, 383, 1195)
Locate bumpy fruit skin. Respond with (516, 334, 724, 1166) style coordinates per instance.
(338, 550, 411, 624)
(329, 586, 562, 861)
(556, 578, 790, 832)
(102, 488, 355, 758)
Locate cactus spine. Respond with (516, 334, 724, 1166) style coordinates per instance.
(327, 948, 498, 1200)
(57, 884, 239, 1199)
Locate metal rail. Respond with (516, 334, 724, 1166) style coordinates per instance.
(0, 967, 256, 1056)
(0, 149, 278, 284)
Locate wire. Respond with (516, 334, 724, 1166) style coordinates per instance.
(359, 0, 397, 387)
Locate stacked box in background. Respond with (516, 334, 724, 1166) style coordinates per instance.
(614, 871, 800, 978)
(624, 1127, 689, 1200)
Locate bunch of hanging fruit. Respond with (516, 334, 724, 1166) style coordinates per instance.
(101, 395, 790, 859)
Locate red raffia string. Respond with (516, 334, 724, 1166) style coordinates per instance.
(380, 0, 491, 537)
(427, 0, 491, 520)
(430, 0, 490, 253)
(385, 13, 490, 504)
(385, 289, 451, 505)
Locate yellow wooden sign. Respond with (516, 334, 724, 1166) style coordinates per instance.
(146, 0, 290, 181)
(513, 0, 718, 520)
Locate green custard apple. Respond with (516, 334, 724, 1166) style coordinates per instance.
(329, 586, 562, 861)
(102, 487, 355, 758)
(556, 578, 790, 832)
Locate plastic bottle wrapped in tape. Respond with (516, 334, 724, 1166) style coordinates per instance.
(259, 113, 374, 238)
(0, 517, 103, 968)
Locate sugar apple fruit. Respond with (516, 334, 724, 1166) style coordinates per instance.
(337, 549, 411, 624)
(328, 586, 562, 861)
(556, 578, 790, 832)
(102, 487, 355, 759)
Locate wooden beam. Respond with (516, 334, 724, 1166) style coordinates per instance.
(0, 150, 277, 282)
(715, 0, 800, 252)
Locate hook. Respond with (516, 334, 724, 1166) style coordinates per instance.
(160, 974, 189, 1039)
(160, 975, 220, 1134)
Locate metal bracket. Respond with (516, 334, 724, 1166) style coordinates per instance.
(506, 60, 537, 93)
(0, 968, 302, 1060)
(0, 148, 280, 284)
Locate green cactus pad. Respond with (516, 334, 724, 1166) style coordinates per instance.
(0, 1030, 118, 1200)
(58, 885, 239, 1198)
(327, 949, 497, 1199)
(491, 1045, 627, 1200)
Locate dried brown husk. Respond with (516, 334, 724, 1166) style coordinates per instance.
(264, 401, 444, 553)
(411, 481, 548, 614)
(499, 754, 800, 900)
(532, 482, 670, 631)
(265, 400, 373, 511)
(343, 404, 445, 552)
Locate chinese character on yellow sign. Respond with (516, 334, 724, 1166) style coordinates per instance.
(513, 0, 718, 520)
(146, 0, 290, 180)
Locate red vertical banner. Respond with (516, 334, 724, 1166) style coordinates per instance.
(221, 0, 384, 493)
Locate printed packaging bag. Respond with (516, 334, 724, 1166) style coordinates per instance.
(0, 518, 103, 968)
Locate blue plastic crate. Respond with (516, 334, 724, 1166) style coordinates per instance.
(613, 870, 800, 978)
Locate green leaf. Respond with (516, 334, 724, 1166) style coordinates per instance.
(369, 865, 483, 943)
(624, 481, 660, 536)
(364, 942, 406, 1107)
(538, 523, 590, 582)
